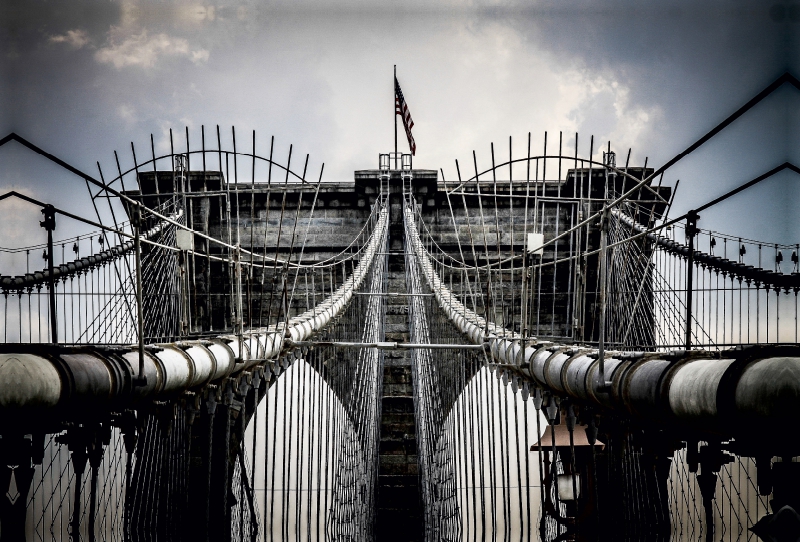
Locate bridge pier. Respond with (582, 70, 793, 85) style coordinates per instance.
(186, 386, 220, 542)
(184, 378, 254, 542)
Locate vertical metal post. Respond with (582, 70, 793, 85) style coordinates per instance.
(68, 433, 88, 541)
(394, 65, 398, 171)
(87, 435, 104, 542)
(180, 250, 188, 336)
(40, 204, 58, 343)
(234, 244, 243, 361)
(685, 210, 699, 350)
(566, 403, 579, 510)
(133, 206, 146, 385)
(597, 206, 609, 388)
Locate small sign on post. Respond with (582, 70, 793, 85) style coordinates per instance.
(526, 232, 544, 256)
(176, 229, 194, 251)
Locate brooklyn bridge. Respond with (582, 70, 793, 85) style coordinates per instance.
(1, 75, 799, 542)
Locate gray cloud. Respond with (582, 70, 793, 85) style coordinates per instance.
(1, 0, 798, 247)
(95, 27, 209, 69)
(48, 29, 90, 49)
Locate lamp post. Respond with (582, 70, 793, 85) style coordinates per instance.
(532, 420, 604, 540)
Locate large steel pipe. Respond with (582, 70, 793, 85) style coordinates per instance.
(405, 206, 800, 440)
(0, 208, 388, 419)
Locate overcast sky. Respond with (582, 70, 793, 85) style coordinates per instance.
(1, 0, 798, 255)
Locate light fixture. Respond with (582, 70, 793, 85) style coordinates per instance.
(557, 473, 581, 502)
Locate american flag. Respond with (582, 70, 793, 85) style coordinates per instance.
(395, 77, 416, 156)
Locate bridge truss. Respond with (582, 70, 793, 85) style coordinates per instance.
(1, 74, 800, 542)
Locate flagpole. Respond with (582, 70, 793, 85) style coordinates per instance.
(394, 65, 397, 170)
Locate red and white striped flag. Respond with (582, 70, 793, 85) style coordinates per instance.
(395, 77, 416, 156)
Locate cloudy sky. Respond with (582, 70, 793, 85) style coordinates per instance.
(1, 0, 798, 254)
